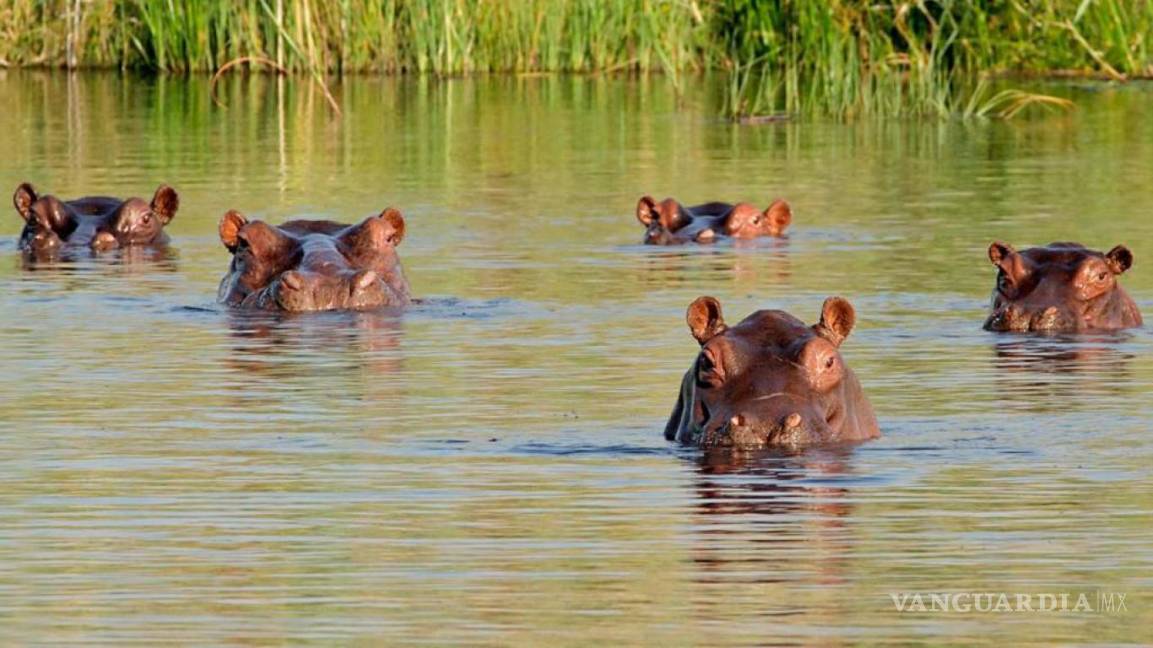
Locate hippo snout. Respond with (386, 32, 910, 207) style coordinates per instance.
(1030, 306, 1070, 331)
(27, 228, 63, 252)
(272, 271, 308, 310)
(270, 269, 388, 312)
(985, 304, 1074, 333)
(273, 270, 336, 312)
(702, 411, 808, 449)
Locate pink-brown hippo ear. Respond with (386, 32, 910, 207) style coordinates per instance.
(988, 241, 1029, 283)
(988, 241, 1015, 266)
(636, 196, 659, 227)
(342, 208, 405, 250)
(379, 207, 405, 246)
(764, 199, 792, 235)
(1105, 245, 1133, 274)
(150, 185, 179, 224)
(219, 210, 249, 252)
(13, 183, 37, 221)
(815, 297, 855, 347)
(687, 296, 727, 345)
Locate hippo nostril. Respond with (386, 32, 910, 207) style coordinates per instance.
(281, 271, 305, 292)
(1031, 305, 1066, 330)
(91, 231, 117, 250)
(352, 270, 378, 293)
(785, 413, 802, 429)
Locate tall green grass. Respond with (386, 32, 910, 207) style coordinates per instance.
(0, 1, 1150, 118)
(0, 0, 714, 74)
(715, 0, 1153, 118)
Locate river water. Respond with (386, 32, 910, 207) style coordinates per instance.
(0, 71, 1150, 645)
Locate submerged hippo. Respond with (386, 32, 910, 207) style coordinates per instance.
(636, 196, 792, 245)
(666, 296, 879, 449)
(218, 208, 412, 312)
(985, 241, 1142, 333)
(13, 183, 179, 257)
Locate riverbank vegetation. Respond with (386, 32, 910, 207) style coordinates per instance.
(2, 1, 1150, 118)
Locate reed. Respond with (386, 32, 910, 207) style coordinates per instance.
(713, 0, 1143, 119)
(0, 1, 1149, 119)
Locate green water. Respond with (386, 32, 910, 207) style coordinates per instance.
(1, 71, 1151, 645)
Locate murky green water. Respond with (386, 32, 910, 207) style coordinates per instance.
(1, 71, 1151, 645)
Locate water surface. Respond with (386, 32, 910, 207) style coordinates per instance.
(1, 72, 1151, 645)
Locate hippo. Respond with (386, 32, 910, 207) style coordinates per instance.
(665, 296, 879, 449)
(13, 183, 179, 257)
(217, 208, 412, 312)
(984, 241, 1142, 333)
(636, 196, 792, 245)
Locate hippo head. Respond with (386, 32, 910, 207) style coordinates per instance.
(217, 208, 412, 312)
(637, 196, 792, 244)
(14, 183, 178, 253)
(721, 200, 792, 239)
(984, 241, 1142, 333)
(666, 296, 879, 450)
(90, 186, 179, 250)
(13, 183, 78, 253)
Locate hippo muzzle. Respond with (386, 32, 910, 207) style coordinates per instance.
(269, 269, 386, 312)
(700, 411, 819, 450)
(22, 226, 64, 255)
(985, 304, 1075, 333)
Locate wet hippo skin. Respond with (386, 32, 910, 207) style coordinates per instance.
(666, 296, 879, 449)
(636, 196, 792, 245)
(984, 241, 1142, 333)
(14, 183, 179, 258)
(217, 209, 412, 312)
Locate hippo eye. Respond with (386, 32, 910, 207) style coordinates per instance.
(697, 356, 713, 378)
(1096, 271, 1109, 282)
(141, 213, 152, 225)
(997, 272, 1013, 294)
(824, 357, 835, 369)
(751, 215, 761, 225)
(696, 351, 724, 387)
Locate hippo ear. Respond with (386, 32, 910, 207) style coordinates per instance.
(636, 196, 659, 227)
(988, 241, 1021, 268)
(150, 185, 179, 224)
(1106, 245, 1133, 274)
(687, 296, 726, 345)
(380, 208, 405, 246)
(764, 199, 792, 235)
(219, 210, 249, 252)
(342, 208, 405, 250)
(13, 183, 37, 221)
(988, 241, 1029, 281)
(816, 297, 855, 347)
